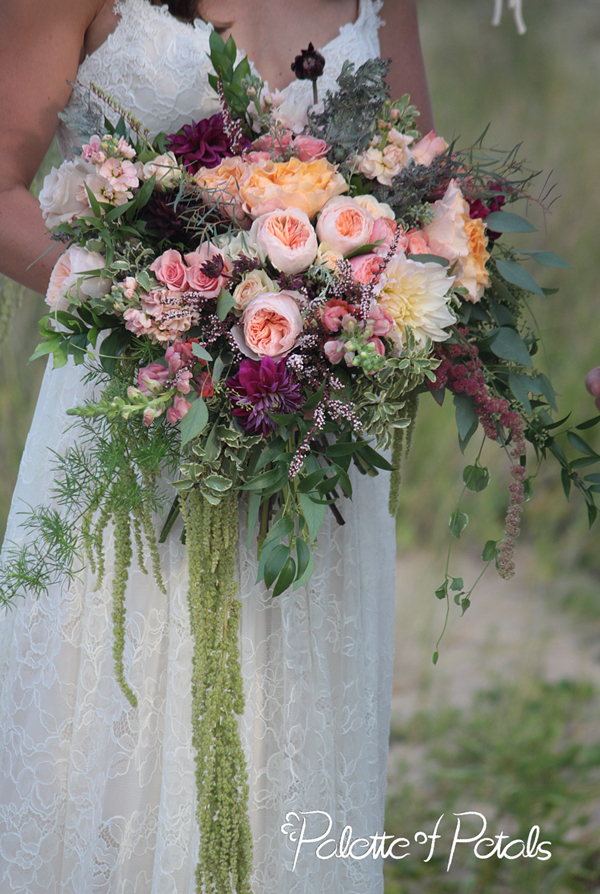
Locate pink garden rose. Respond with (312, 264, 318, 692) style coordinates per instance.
(406, 229, 434, 255)
(238, 291, 303, 359)
(292, 135, 330, 162)
(250, 208, 318, 275)
(316, 196, 374, 255)
(411, 131, 449, 167)
(150, 249, 188, 291)
(371, 217, 405, 255)
(46, 246, 110, 311)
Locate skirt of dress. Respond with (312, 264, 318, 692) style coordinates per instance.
(0, 357, 397, 894)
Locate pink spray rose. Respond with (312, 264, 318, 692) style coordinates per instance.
(348, 253, 385, 284)
(316, 196, 374, 255)
(292, 135, 330, 162)
(185, 242, 232, 297)
(150, 249, 188, 291)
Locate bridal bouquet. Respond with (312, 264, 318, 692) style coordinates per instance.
(4, 33, 598, 894)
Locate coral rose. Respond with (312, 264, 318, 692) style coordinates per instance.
(316, 196, 374, 255)
(250, 208, 317, 274)
(239, 157, 347, 219)
(456, 217, 491, 302)
(194, 157, 251, 224)
(238, 291, 303, 360)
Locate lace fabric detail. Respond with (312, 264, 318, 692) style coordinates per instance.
(2, 3, 396, 891)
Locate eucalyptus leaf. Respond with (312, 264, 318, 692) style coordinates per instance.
(490, 327, 532, 367)
(485, 211, 536, 233)
(496, 259, 544, 297)
(180, 398, 208, 446)
(192, 342, 212, 362)
(216, 288, 236, 321)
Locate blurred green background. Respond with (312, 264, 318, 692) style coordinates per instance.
(0, 0, 599, 891)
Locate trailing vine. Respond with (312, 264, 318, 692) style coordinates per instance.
(182, 490, 253, 894)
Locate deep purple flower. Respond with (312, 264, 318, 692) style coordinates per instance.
(291, 43, 326, 82)
(226, 357, 303, 437)
(166, 113, 250, 174)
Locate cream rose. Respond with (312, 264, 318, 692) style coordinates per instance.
(46, 246, 110, 310)
(316, 196, 374, 256)
(39, 159, 95, 228)
(238, 291, 303, 359)
(353, 194, 395, 220)
(314, 241, 344, 271)
(250, 208, 317, 274)
(141, 152, 182, 191)
(232, 269, 277, 312)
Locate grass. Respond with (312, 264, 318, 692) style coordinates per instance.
(384, 679, 600, 894)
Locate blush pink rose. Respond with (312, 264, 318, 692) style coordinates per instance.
(239, 291, 303, 359)
(406, 229, 434, 255)
(184, 242, 232, 297)
(422, 180, 470, 265)
(348, 253, 384, 284)
(167, 394, 191, 424)
(46, 245, 110, 310)
(411, 131, 449, 167)
(371, 217, 406, 255)
(250, 208, 317, 275)
(150, 249, 188, 290)
(292, 135, 330, 162)
(251, 131, 294, 157)
(316, 196, 374, 255)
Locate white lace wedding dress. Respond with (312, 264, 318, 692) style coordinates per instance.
(0, 1, 396, 891)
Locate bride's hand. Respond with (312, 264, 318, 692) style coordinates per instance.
(585, 367, 600, 411)
(0, 0, 107, 294)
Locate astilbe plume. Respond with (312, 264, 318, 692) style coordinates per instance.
(226, 357, 303, 437)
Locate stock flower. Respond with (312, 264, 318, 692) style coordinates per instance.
(377, 253, 456, 347)
(226, 357, 302, 436)
(250, 208, 318, 274)
(97, 156, 140, 195)
(237, 291, 303, 360)
(316, 196, 374, 255)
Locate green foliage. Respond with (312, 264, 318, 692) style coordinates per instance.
(385, 679, 600, 894)
(308, 58, 391, 165)
(207, 31, 252, 120)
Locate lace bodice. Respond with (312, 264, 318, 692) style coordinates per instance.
(1, 4, 398, 893)
(58, 0, 383, 155)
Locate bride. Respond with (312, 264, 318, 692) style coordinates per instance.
(0, 1, 433, 891)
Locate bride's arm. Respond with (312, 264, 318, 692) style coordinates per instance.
(379, 0, 434, 133)
(0, 0, 101, 294)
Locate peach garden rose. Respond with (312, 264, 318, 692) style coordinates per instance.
(315, 196, 374, 255)
(250, 208, 318, 275)
(239, 157, 347, 219)
(238, 291, 303, 360)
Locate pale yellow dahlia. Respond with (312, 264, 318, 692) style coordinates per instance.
(377, 253, 456, 347)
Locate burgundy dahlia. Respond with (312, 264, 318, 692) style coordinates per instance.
(166, 113, 250, 174)
(226, 357, 303, 437)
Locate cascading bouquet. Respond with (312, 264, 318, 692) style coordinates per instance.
(3, 33, 599, 894)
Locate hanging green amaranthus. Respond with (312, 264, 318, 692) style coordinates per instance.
(182, 489, 253, 894)
(388, 393, 420, 517)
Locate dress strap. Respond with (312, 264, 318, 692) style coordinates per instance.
(492, 0, 527, 34)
